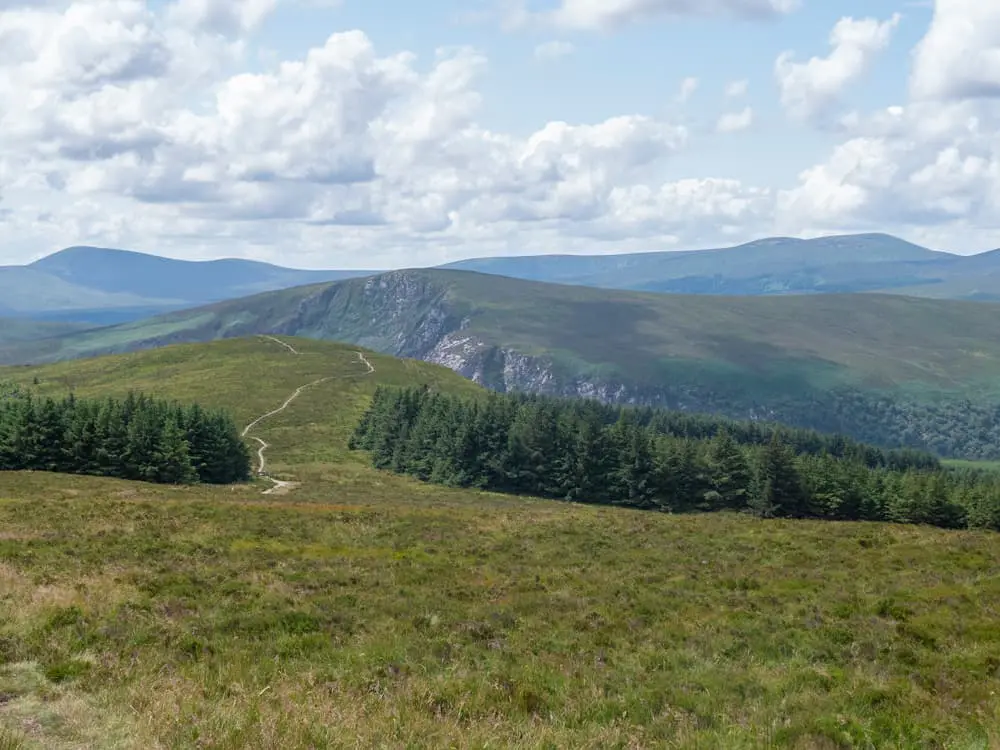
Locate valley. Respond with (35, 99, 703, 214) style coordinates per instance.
(1, 338, 999, 748)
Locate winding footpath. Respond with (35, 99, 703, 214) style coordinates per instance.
(241, 336, 376, 495)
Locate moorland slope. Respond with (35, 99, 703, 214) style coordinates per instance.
(0, 337, 999, 747)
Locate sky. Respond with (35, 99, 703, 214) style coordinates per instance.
(0, 0, 998, 269)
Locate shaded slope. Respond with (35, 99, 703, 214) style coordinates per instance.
(0, 266, 167, 314)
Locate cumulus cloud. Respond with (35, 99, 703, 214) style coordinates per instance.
(716, 107, 754, 133)
(767, 2, 1000, 250)
(777, 95, 1000, 248)
(5, 0, 999, 266)
(0, 2, 774, 266)
(776, 14, 901, 120)
(911, 0, 1000, 101)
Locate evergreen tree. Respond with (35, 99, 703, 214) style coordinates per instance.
(758, 435, 806, 517)
(156, 417, 198, 484)
(348, 385, 1000, 534)
(705, 429, 752, 511)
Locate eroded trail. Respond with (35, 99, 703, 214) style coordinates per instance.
(260, 335, 299, 355)
(241, 340, 376, 495)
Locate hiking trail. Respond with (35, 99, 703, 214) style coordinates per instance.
(241, 337, 375, 495)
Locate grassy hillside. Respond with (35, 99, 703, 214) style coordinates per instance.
(0, 338, 999, 747)
(7, 270, 1000, 456)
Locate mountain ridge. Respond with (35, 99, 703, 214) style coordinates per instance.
(7, 233, 1000, 322)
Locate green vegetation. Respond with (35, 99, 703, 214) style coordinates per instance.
(11, 268, 1000, 458)
(0, 337, 999, 747)
(351, 386, 1000, 531)
(0, 391, 249, 484)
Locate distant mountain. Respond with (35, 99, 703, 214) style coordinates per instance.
(8, 234, 1000, 326)
(0, 246, 375, 321)
(9, 268, 1000, 458)
(443, 233, 1000, 298)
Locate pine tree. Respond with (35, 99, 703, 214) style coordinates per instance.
(757, 434, 806, 517)
(565, 418, 613, 504)
(156, 418, 198, 484)
(609, 420, 658, 509)
(748, 477, 779, 518)
(706, 429, 752, 511)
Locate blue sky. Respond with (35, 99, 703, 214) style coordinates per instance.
(0, 0, 997, 267)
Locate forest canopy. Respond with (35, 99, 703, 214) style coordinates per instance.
(352, 386, 1000, 532)
(0, 388, 250, 485)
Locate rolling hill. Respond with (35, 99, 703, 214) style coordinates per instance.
(7, 269, 1000, 457)
(0, 246, 374, 321)
(1, 337, 999, 747)
(445, 233, 1000, 299)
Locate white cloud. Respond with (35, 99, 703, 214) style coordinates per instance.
(770, 3, 1000, 251)
(519, 0, 799, 31)
(1, 3, 770, 267)
(167, 0, 278, 36)
(725, 79, 748, 97)
(5, 0, 1000, 267)
(778, 97, 1000, 245)
(534, 40, 575, 60)
(716, 106, 754, 133)
(776, 14, 901, 120)
(911, 0, 1000, 100)
(676, 76, 699, 103)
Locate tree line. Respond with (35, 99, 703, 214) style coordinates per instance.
(0, 390, 250, 485)
(351, 386, 1000, 531)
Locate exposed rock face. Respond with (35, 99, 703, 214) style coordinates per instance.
(271, 270, 780, 420)
(328, 272, 727, 412)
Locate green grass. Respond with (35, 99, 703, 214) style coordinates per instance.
(1, 337, 1000, 748)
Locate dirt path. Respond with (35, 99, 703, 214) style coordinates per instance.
(260, 335, 300, 355)
(241, 342, 375, 495)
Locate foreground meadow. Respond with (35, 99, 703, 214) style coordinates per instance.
(0, 338, 998, 748)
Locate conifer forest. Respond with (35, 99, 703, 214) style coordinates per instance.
(352, 386, 1000, 532)
(0, 386, 250, 485)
